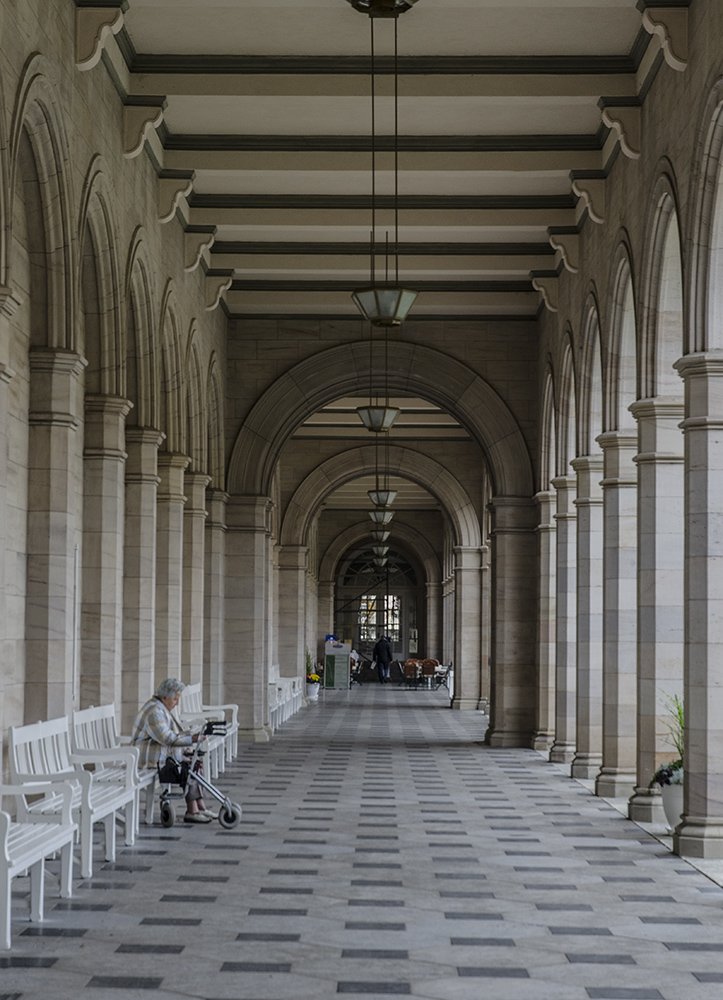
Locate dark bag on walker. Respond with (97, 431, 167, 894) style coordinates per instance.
(157, 756, 189, 786)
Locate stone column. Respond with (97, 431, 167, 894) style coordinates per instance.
(25, 348, 86, 723)
(317, 578, 335, 661)
(628, 398, 684, 822)
(442, 575, 455, 665)
(487, 497, 538, 745)
(122, 428, 163, 733)
(425, 581, 442, 662)
(594, 433, 638, 797)
(549, 474, 577, 763)
(533, 490, 556, 751)
(204, 489, 228, 705)
(80, 395, 132, 710)
(673, 354, 723, 858)
(479, 543, 491, 712)
(571, 456, 604, 780)
(451, 545, 482, 710)
(270, 543, 280, 671)
(155, 453, 189, 686)
(0, 291, 18, 729)
(182, 471, 210, 686)
(277, 545, 308, 677)
(225, 496, 274, 741)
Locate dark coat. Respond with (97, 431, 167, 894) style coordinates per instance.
(373, 638, 392, 665)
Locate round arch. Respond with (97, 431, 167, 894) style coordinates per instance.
(184, 328, 206, 473)
(125, 229, 159, 429)
(0, 63, 9, 287)
(279, 444, 482, 549)
(158, 280, 185, 454)
(539, 361, 556, 492)
(318, 520, 442, 586)
(228, 340, 533, 499)
(577, 291, 604, 456)
(556, 331, 577, 474)
(603, 237, 638, 432)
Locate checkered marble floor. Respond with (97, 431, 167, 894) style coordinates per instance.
(4, 685, 723, 999)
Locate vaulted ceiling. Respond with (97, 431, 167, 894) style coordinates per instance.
(102, 1, 670, 319)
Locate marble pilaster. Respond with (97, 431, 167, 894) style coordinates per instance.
(25, 348, 86, 723)
(594, 434, 638, 796)
(204, 489, 228, 705)
(479, 544, 490, 712)
(277, 545, 308, 678)
(155, 453, 189, 686)
(225, 496, 274, 741)
(181, 472, 210, 686)
(0, 288, 19, 731)
(487, 497, 538, 746)
(80, 394, 132, 710)
(628, 397, 684, 823)
(317, 579, 335, 661)
(533, 490, 557, 751)
(451, 545, 482, 711)
(122, 428, 163, 732)
(549, 474, 577, 763)
(672, 354, 723, 858)
(425, 581, 442, 662)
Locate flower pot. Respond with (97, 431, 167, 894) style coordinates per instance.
(306, 682, 320, 701)
(661, 782, 684, 833)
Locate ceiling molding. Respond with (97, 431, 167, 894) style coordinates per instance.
(192, 194, 575, 211)
(166, 133, 604, 153)
(211, 240, 555, 257)
(229, 279, 533, 293)
(228, 313, 536, 323)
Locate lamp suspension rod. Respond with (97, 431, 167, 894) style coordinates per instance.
(394, 15, 399, 283)
(370, 15, 376, 283)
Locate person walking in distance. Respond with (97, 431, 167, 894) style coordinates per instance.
(373, 635, 392, 684)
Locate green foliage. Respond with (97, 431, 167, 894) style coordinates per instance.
(305, 649, 314, 673)
(661, 692, 684, 760)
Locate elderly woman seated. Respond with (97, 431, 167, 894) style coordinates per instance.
(131, 678, 215, 824)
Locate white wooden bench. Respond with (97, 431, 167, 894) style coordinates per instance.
(268, 665, 302, 732)
(177, 683, 237, 775)
(0, 781, 77, 950)
(72, 704, 156, 829)
(9, 717, 138, 879)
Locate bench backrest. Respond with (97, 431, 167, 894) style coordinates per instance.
(9, 716, 74, 781)
(179, 683, 203, 717)
(72, 704, 120, 752)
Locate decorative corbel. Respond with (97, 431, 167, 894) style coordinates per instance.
(75, 3, 127, 71)
(184, 226, 217, 272)
(0, 284, 23, 319)
(571, 174, 606, 225)
(531, 274, 559, 313)
(205, 271, 234, 312)
(548, 231, 579, 274)
(600, 101, 642, 160)
(641, 5, 688, 72)
(123, 98, 166, 159)
(158, 172, 195, 224)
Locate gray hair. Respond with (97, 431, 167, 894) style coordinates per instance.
(154, 677, 185, 700)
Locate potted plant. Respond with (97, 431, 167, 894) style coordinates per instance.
(649, 693, 684, 832)
(305, 650, 321, 701)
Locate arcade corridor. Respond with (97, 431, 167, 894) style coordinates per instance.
(6, 689, 723, 999)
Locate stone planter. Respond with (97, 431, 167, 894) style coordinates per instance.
(306, 682, 320, 701)
(661, 781, 684, 833)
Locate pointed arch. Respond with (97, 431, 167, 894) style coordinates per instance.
(228, 340, 533, 500)
(158, 281, 185, 454)
(556, 331, 577, 474)
(77, 156, 124, 397)
(9, 54, 75, 349)
(604, 239, 638, 431)
(125, 228, 158, 429)
(639, 166, 685, 397)
(577, 292, 604, 455)
(184, 325, 206, 473)
(280, 445, 481, 550)
(539, 362, 557, 491)
(206, 352, 225, 489)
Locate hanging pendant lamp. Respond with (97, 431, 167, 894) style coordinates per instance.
(372, 545, 390, 557)
(369, 508, 394, 525)
(351, 2, 418, 326)
(370, 528, 391, 542)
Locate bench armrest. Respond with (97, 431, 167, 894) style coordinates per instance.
(202, 703, 238, 725)
(1, 780, 76, 825)
(69, 749, 138, 788)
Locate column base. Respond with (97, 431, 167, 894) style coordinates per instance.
(488, 730, 532, 748)
(549, 741, 575, 764)
(674, 816, 723, 859)
(477, 698, 489, 714)
(530, 730, 554, 752)
(238, 726, 271, 743)
(571, 752, 602, 780)
(451, 697, 482, 710)
(628, 786, 665, 823)
(595, 767, 636, 798)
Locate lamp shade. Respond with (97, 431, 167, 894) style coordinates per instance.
(368, 489, 397, 507)
(369, 508, 394, 525)
(369, 529, 391, 542)
(352, 285, 418, 327)
(356, 404, 401, 433)
(373, 556, 388, 567)
(346, 0, 420, 16)
(372, 545, 389, 557)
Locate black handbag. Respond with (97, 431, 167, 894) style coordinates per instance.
(157, 756, 189, 786)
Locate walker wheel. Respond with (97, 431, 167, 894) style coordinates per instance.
(218, 802, 242, 829)
(160, 801, 176, 828)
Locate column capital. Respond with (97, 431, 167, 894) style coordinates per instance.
(596, 430, 637, 451)
(125, 426, 165, 449)
(550, 473, 577, 491)
(84, 394, 133, 460)
(488, 495, 537, 532)
(157, 452, 190, 502)
(278, 544, 308, 570)
(629, 396, 684, 421)
(533, 490, 557, 531)
(569, 454, 604, 474)
(184, 472, 211, 515)
(674, 351, 723, 380)
(227, 494, 275, 532)
(206, 488, 229, 528)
